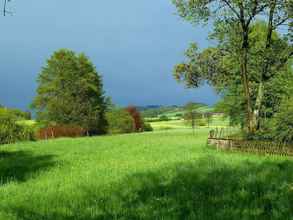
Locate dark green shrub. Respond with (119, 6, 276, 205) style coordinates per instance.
(143, 123, 153, 132)
(196, 119, 207, 127)
(159, 115, 169, 121)
(106, 109, 135, 134)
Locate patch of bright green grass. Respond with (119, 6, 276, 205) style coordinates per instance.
(16, 120, 36, 126)
(0, 130, 293, 220)
(150, 120, 188, 130)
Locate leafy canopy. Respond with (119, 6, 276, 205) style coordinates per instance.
(32, 49, 107, 134)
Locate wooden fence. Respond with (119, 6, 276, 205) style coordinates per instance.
(208, 129, 293, 156)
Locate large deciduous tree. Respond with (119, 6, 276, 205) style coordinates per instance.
(172, 0, 292, 134)
(32, 49, 108, 135)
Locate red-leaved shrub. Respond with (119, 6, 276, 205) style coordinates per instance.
(125, 106, 143, 132)
(36, 125, 86, 140)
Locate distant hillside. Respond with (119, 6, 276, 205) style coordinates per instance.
(139, 103, 215, 118)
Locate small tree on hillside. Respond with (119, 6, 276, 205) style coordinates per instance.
(32, 49, 108, 135)
(125, 106, 144, 132)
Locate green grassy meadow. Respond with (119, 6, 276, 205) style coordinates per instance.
(1, 129, 293, 220)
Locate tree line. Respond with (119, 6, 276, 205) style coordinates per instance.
(0, 49, 153, 144)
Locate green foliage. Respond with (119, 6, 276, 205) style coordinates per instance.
(207, 22, 292, 132)
(159, 115, 169, 121)
(142, 122, 153, 132)
(273, 98, 293, 143)
(0, 130, 293, 219)
(173, 0, 292, 134)
(0, 112, 35, 145)
(106, 109, 135, 134)
(32, 49, 107, 135)
(0, 107, 31, 120)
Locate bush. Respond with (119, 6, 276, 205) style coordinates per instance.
(0, 113, 35, 145)
(143, 123, 153, 132)
(196, 119, 207, 127)
(106, 109, 135, 134)
(159, 115, 170, 121)
(36, 125, 86, 140)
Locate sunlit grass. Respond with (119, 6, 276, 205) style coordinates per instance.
(0, 129, 292, 220)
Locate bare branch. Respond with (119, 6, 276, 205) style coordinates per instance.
(221, 0, 241, 19)
(247, 1, 268, 27)
(273, 15, 290, 29)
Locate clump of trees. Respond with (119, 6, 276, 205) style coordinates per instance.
(1, 48, 154, 144)
(106, 106, 153, 134)
(31, 49, 108, 136)
(172, 0, 292, 142)
(30, 49, 153, 139)
(106, 108, 135, 134)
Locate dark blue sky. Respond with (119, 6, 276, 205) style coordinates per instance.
(0, 0, 218, 110)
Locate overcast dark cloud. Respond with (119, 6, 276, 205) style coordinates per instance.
(0, 0, 218, 110)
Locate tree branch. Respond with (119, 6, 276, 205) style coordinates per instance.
(221, 0, 241, 19)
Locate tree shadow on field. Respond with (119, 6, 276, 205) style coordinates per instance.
(0, 150, 56, 185)
(5, 156, 293, 220)
(93, 156, 293, 220)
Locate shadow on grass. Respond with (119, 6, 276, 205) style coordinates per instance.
(0, 151, 56, 185)
(5, 156, 293, 220)
(93, 157, 293, 220)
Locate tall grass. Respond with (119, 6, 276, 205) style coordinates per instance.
(0, 129, 292, 219)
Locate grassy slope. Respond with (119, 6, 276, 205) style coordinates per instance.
(0, 129, 293, 220)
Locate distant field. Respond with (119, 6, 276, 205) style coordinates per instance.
(0, 129, 292, 219)
(150, 115, 230, 131)
(155, 106, 214, 118)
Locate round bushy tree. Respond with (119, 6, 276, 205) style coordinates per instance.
(106, 109, 135, 134)
(32, 49, 107, 135)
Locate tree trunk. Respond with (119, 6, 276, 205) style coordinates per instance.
(253, 82, 264, 130)
(240, 29, 254, 134)
(253, 0, 276, 131)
